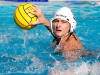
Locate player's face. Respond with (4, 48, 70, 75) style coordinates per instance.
(52, 18, 70, 38)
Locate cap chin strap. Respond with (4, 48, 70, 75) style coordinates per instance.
(59, 32, 70, 44)
(54, 32, 70, 52)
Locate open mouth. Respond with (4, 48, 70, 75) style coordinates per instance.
(56, 29, 62, 32)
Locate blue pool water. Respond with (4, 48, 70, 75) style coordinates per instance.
(0, 1, 100, 75)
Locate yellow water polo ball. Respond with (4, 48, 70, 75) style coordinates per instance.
(14, 3, 37, 30)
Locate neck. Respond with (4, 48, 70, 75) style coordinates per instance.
(57, 33, 71, 45)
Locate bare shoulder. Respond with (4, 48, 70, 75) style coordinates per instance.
(63, 34, 84, 51)
(70, 34, 84, 50)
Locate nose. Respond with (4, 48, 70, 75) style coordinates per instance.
(56, 21, 61, 27)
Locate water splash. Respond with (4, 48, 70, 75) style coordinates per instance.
(48, 61, 100, 75)
(25, 53, 46, 74)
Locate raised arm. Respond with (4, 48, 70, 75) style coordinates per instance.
(29, 4, 51, 30)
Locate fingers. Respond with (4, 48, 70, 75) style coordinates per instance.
(28, 4, 43, 26)
(30, 4, 41, 12)
(29, 20, 39, 26)
(29, 5, 40, 17)
(29, 22, 37, 26)
(29, 10, 37, 16)
(30, 5, 37, 11)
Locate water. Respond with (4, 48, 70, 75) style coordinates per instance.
(0, 1, 100, 75)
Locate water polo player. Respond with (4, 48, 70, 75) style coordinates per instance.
(29, 5, 84, 61)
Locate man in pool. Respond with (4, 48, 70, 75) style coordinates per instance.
(29, 5, 84, 61)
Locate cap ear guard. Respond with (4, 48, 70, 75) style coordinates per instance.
(50, 18, 57, 36)
(69, 19, 76, 32)
(50, 18, 54, 34)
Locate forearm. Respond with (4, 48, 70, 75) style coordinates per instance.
(43, 19, 51, 31)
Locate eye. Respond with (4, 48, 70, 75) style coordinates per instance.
(62, 20, 67, 23)
(52, 20, 58, 23)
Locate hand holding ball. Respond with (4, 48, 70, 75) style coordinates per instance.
(14, 3, 37, 30)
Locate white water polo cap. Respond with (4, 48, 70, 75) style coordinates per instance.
(51, 7, 76, 34)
